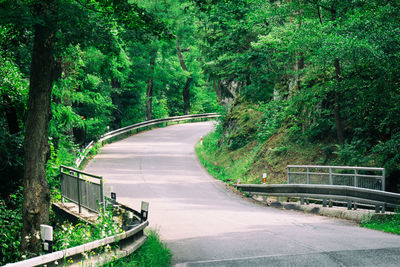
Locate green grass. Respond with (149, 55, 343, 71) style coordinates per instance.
(104, 229, 172, 267)
(195, 128, 261, 185)
(361, 213, 400, 235)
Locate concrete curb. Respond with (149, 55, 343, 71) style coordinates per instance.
(251, 196, 393, 223)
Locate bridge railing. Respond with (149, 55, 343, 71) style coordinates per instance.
(60, 165, 104, 213)
(287, 165, 385, 191)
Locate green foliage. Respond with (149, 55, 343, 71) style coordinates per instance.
(361, 212, 400, 235)
(46, 136, 78, 196)
(0, 54, 27, 197)
(105, 229, 172, 267)
(0, 188, 23, 265)
(53, 208, 121, 251)
(373, 133, 400, 170)
(333, 140, 371, 166)
(195, 121, 261, 185)
(195, 125, 230, 183)
(0, 130, 24, 198)
(256, 99, 287, 142)
(192, 0, 400, 191)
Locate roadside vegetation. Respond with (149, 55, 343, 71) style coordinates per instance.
(105, 229, 172, 267)
(194, 0, 400, 191)
(361, 214, 400, 235)
(195, 0, 400, 234)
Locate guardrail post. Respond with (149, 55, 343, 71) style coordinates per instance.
(300, 197, 305, 205)
(77, 173, 81, 213)
(347, 201, 352, 210)
(306, 167, 310, 184)
(60, 166, 64, 203)
(354, 169, 358, 188)
(287, 167, 290, 184)
(375, 204, 381, 213)
(322, 199, 327, 207)
(100, 177, 104, 213)
(329, 167, 333, 185)
(382, 168, 386, 191)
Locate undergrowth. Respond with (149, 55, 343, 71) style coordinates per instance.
(195, 123, 261, 184)
(53, 207, 121, 251)
(104, 229, 172, 267)
(361, 213, 400, 235)
(0, 188, 23, 265)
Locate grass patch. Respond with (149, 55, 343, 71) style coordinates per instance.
(104, 229, 172, 267)
(195, 126, 261, 184)
(361, 213, 400, 235)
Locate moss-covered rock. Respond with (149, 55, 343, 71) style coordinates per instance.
(220, 98, 262, 151)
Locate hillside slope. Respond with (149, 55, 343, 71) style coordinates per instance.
(196, 100, 400, 192)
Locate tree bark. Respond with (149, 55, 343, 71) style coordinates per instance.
(327, 4, 344, 145)
(21, 0, 57, 255)
(182, 77, 192, 114)
(111, 78, 122, 129)
(176, 36, 192, 115)
(334, 58, 344, 145)
(146, 52, 156, 120)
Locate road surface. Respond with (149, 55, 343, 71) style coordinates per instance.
(85, 122, 400, 266)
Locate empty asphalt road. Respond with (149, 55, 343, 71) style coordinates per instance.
(85, 121, 400, 266)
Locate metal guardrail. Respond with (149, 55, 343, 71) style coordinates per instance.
(75, 113, 219, 167)
(60, 165, 104, 213)
(236, 184, 400, 213)
(5, 220, 149, 267)
(287, 165, 385, 191)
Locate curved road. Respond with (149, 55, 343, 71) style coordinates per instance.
(85, 122, 400, 266)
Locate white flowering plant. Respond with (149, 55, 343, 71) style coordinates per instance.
(53, 207, 122, 251)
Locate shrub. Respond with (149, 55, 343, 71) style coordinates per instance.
(0, 188, 23, 265)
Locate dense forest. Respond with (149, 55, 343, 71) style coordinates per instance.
(195, 0, 400, 193)
(1, 0, 399, 263)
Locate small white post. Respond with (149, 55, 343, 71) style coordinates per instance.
(40, 224, 53, 253)
(262, 173, 267, 184)
(200, 136, 203, 145)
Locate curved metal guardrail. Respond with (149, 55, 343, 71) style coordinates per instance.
(236, 184, 400, 213)
(75, 113, 219, 167)
(5, 221, 149, 267)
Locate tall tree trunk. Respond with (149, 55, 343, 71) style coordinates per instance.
(21, 0, 57, 255)
(176, 36, 192, 115)
(334, 58, 344, 145)
(111, 78, 122, 129)
(146, 52, 156, 120)
(182, 77, 192, 114)
(323, 4, 344, 145)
